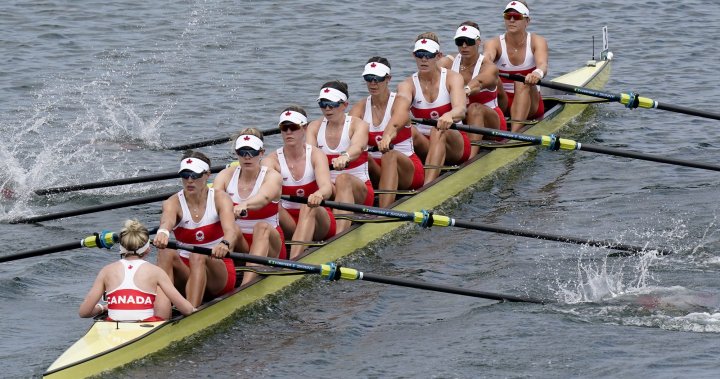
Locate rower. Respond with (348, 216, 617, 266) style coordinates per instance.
(79, 219, 196, 321)
(263, 106, 336, 260)
(440, 21, 507, 157)
(398, 32, 468, 184)
(213, 129, 285, 286)
(306, 80, 372, 233)
(153, 151, 239, 316)
(484, 0, 548, 132)
(348, 56, 424, 207)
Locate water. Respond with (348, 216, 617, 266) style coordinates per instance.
(2, 0, 720, 377)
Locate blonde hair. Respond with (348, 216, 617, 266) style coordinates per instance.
(231, 127, 265, 153)
(119, 219, 150, 252)
(416, 32, 439, 44)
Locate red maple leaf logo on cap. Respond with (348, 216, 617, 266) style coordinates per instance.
(370, 63, 377, 67)
(511, 1, 517, 4)
(186, 159, 193, 164)
(323, 88, 330, 93)
(244, 136, 251, 141)
(285, 111, 292, 116)
(421, 39, 427, 44)
(461, 26, 467, 31)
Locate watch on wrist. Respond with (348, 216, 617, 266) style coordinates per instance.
(220, 239, 230, 248)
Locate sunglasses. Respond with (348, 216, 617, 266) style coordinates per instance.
(363, 74, 387, 83)
(318, 99, 345, 109)
(413, 50, 438, 60)
(236, 148, 261, 158)
(280, 122, 302, 132)
(179, 171, 204, 180)
(454, 37, 477, 47)
(503, 12, 526, 21)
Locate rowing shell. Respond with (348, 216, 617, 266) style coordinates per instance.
(44, 38, 613, 379)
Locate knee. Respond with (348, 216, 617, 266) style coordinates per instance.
(335, 173, 353, 188)
(188, 253, 206, 267)
(253, 222, 272, 236)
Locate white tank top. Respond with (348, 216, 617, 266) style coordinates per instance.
(226, 166, 280, 233)
(317, 115, 370, 183)
(497, 32, 536, 93)
(410, 68, 454, 136)
(450, 53, 499, 108)
(174, 188, 224, 259)
(277, 144, 317, 210)
(363, 92, 414, 159)
(106, 259, 156, 321)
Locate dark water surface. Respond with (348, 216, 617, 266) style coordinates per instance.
(2, 1, 720, 378)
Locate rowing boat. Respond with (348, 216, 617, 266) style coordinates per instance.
(43, 30, 612, 378)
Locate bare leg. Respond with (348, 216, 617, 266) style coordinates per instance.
(289, 205, 331, 260)
(333, 173, 368, 233)
(378, 150, 415, 208)
(240, 222, 282, 286)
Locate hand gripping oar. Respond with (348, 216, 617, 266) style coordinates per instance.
(8, 192, 174, 224)
(165, 127, 281, 151)
(282, 196, 674, 255)
(165, 241, 543, 304)
(413, 118, 720, 173)
(500, 73, 720, 121)
(34, 166, 227, 195)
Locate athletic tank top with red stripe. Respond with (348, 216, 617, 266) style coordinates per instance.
(410, 68, 454, 136)
(317, 115, 370, 183)
(450, 53, 499, 108)
(106, 259, 155, 321)
(497, 32, 536, 94)
(364, 92, 414, 159)
(278, 144, 319, 210)
(226, 166, 280, 234)
(174, 188, 225, 258)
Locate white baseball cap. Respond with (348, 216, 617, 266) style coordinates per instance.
(362, 62, 391, 77)
(278, 110, 308, 126)
(504, 1, 530, 17)
(234, 134, 264, 150)
(317, 87, 348, 102)
(413, 38, 440, 53)
(178, 158, 210, 174)
(454, 25, 481, 40)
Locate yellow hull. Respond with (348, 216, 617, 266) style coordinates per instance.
(44, 56, 611, 378)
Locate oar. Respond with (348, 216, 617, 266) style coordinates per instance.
(500, 73, 720, 121)
(165, 241, 543, 303)
(282, 196, 674, 255)
(34, 165, 227, 195)
(8, 192, 173, 224)
(414, 118, 720, 173)
(165, 127, 282, 151)
(0, 227, 160, 263)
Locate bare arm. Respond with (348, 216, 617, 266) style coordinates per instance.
(154, 266, 195, 315)
(526, 34, 549, 84)
(437, 70, 467, 129)
(153, 196, 181, 249)
(78, 267, 108, 318)
(483, 37, 501, 63)
(468, 57, 500, 93)
(262, 151, 280, 171)
(379, 91, 411, 152)
(305, 119, 321, 146)
(211, 167, 234, 195)
(309, 146, 333, 206)
(214, 190, 238, 253)
(347, 99, 366, 119)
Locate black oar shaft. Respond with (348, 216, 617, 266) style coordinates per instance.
(166, 241, 542, 303)
(281, 196, 673, 255)
(500, 73, 720, 121)
(34, 165, 226, 195)
(0, 241, 81, 263)
(579, 143, 720, 172)
(9, 192, 173, 224)
(415, 118, 720, 173)
(166, 128, 282, 151)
